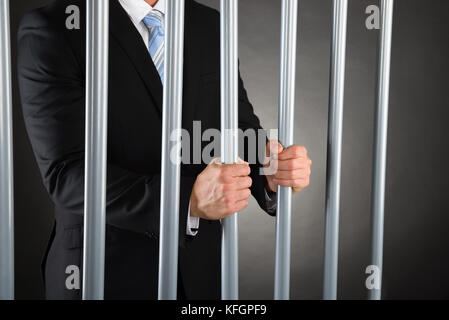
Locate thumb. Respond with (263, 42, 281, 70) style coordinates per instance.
(267, 140, 284, 157)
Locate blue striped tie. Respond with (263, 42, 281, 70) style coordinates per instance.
(143, 11, 165, 83)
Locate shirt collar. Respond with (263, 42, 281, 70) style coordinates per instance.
(119, 0, 166, 26)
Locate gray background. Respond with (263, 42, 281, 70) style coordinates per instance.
(9, 0, 449, 299)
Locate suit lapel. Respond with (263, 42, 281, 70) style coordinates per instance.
(109, 0, 201, 126)
(109, 0, 163, 114)
(182, 1, 201, 132)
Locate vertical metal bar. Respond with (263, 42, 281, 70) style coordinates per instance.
(274, 0, 298, 301)
(220, 0, 239, 300)
(0, 0, 14, 301)
(82, 0, 109, 300)
(323, 0, 348, 300)
(158, 0, 185, 300)
(368, 0, 394, 301)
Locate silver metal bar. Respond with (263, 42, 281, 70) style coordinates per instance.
(158, 0, 185, 300)
(220, 0, 239, 300)
(274, 0, 298, 301)
(82, 0, 109, 300)
(369, 0, 394, 301)
(0, 0, 14, 301)
(323, 0, 348, 300)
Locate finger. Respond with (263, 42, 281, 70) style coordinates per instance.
(236, 157, 247, 164)
(220, 191, 248, 207)
(225, 199, 249, 216)
(267, 140, 283, 157)
(234, 199, 249, 212)
(233, 176, 253, 189)
(219, 163, 251, 181)
(277, 158, 310, 171)
(277, 145, 307, 160)
(274, 168, 308, 180)
(222, 176, 252, 191)
(272, 177, 310, 188)
(226, 188, 251, 201)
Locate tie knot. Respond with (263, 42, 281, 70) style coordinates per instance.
(143, 12, 163, 30)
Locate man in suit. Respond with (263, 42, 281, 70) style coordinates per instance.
(17, 0, 312, 299)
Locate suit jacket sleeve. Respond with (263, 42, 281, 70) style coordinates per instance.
(17, 11, 194, 243)
(238, 70, 276, 216)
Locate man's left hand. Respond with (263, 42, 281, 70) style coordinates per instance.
(265, 140, 312, 194)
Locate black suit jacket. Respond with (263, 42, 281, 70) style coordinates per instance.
(17, 0, 273, 300)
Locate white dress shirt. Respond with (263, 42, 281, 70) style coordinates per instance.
(118, 0, 277, 236)
(119, 0, 165, 45)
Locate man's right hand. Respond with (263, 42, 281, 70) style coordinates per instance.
(190, 159, 252, 220)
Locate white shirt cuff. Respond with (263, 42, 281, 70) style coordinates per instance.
(186, 202, 200, 236)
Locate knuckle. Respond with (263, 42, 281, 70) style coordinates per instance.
(295, 145, 306, 155)
(225, 203, 235, 214)
(301, 146, 308, 155)
(288, 160, 296, 170)
(302, 178, 310, 188)
(291, 147, 301, 158)
(281, 172, 289, 180)
(296, 146, 305, 156)
(291, 171, 299, 179)
(221, 183, 230, 193)
(221, 166, 230, 177)
(223, 195, 233, 204)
